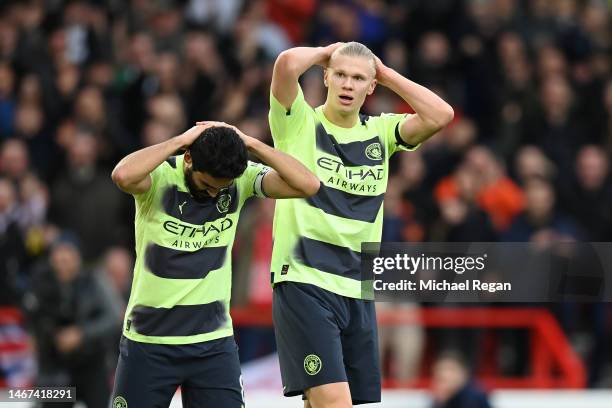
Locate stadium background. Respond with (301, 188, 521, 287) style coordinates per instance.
(0, 0, 612, 406)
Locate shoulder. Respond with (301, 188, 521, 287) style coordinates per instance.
(164, 156, 178, 169)
(361, 112, 407, 135)
(153, 155, 182, 184)
(270, 84, 315, 115)
(236, 160, 270, 189)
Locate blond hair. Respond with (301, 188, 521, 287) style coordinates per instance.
(332, 42, 376, 73)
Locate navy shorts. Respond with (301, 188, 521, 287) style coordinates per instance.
(273, 282, 381, 405)
(110, 335, 244, 408)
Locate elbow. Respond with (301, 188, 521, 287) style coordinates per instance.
(296, 178, 321, 198)
(275, 50, 298, 77)
(305, 178, 321, 197)
(111, 166, 127, 188)
(436, 104, 454, 128)
(425, 104, 454, 134)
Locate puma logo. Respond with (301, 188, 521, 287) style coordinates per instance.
(178, 201, 187, 215)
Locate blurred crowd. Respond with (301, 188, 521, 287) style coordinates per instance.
(1, 0, 612, 403)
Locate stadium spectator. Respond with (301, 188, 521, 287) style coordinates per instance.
(99, 246, 133, 305)
(435, 145, 525, 232)
(384, 152, 436, 242)
(0, 138, 30, 184)
(0, 62, 15, 138)
(48, 130, 127, 262)
(96, 246, 134, 369)
(430, 352, 492, 408)
(503, 177, 582, 242)
(513, 145, 557, 185)
(0, 178, 28, 306)
(432, 165, 497, 242)
(560, 145, 612, 241)
(24, 233, 121, 408)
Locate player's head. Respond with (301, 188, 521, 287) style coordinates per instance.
(184, 126, 247, 201)
(324, 42, 377, 117)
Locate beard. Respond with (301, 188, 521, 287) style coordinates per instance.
(184, 167, 214, 203)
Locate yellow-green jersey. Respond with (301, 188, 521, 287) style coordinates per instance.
(124, 154, 269, 344)
(268, 86, 418, 299)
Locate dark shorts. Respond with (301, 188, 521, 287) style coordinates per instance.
(111, 335, 244, 408)
(273, 282, 381, 405)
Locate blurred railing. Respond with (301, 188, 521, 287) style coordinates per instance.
(231, 306, 586, 389)
(0, 306, 586, 389)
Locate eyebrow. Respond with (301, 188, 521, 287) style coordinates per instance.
(335, 69, 367, 79)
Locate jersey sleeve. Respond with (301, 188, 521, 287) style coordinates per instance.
(133, 162, 168, 203)
(378, 113, 421, 156)
(133, 161, 166, 213)
(239, 161, 272, 199)
(268, 85, 310, 148)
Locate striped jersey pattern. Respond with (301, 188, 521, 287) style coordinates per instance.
(268, 87, 418, 299)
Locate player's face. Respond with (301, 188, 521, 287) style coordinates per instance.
(324, 54, 377, 116)
(185, 166, 233, 201)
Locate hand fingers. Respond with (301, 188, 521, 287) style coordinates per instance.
(195, 121, 217, 126)
(190, 120, 245, 137)
(195, 121, 234, 130)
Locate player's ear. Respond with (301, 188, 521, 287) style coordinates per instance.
(367, 78, 377, 95)
(184, 150, 192, 165)
(323, 69, 329, 88)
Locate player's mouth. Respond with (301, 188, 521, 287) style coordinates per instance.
(338, 94, 354, 105)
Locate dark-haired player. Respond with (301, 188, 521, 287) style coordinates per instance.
(109, 122, 319, 408)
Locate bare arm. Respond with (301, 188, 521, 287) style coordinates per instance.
(271, 43, 342, 109)
(111, 125, 210, 194)
(375, 58, 454, 147)
(249, 139, 320, 198)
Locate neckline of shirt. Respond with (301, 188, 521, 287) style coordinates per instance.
(315, 106, 362, 132)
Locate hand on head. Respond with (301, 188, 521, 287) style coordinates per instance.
(374, 56, 390, 87)
(320, 42, 345, 68)
(194, 121, 255, 149)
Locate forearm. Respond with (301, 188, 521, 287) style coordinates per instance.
(381, 68, 454, 129)
(272, 45, 338, 108)
(111, 136, 183, 187)
(249, 140, 319, 195)
(276, 47, 331, 79)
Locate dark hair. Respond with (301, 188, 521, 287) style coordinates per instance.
(435, 350, 470, 373)
(189, 126, 248, 178)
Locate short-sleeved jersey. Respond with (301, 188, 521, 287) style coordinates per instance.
(124, 155, 269, 344)
(268, 86, 418, 299)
